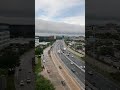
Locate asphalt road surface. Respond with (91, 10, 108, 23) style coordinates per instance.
(53, 40, 120, 90)
(15, 49, 35, 90)
(52, 40, 85, 89)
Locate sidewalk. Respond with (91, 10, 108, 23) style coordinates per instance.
(40, 47, 67, 90)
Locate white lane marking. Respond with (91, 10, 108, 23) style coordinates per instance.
(61, 51, 85, 73)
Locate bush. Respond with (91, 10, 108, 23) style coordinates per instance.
(35, 75, 55, 90)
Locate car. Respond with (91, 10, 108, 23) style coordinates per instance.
(47, 70, 50, 73)
(71, 68, 75, 72)
(67, 54, 69, 56)
(26, 78, 31, 83)
(88, 71, 93, 75)
(71, 56, 74, 58)
(59, 66, 62, 69)
(71, 62, 73, 65)
(63, 48, 66, 51)
(61, 80, 66, 86)
(20, 80, 24, 86)
(57, 50, 61, 53)
(82, 66, 85, 69)
(43, 60, 45, 63)
(29, 71, 31, 73)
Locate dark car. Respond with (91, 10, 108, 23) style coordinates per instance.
(61, 80, 66, 86)
(59, 66, 62, 69)
(71, 68, 75, 73)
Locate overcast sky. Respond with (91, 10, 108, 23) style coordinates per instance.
(0, 0, 34, 24)
(86, 0, 120, 24)
(35, 0, 85, 35)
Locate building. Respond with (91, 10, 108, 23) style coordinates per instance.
(0, 30, 10, 50)
(0, 20, 11, 49)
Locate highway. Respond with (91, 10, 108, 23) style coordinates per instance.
(52, 40, 85, 89)
(53, 40, 120, 90)
(15, 49, 35, 90)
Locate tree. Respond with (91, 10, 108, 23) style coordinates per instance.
(35, 47, 43, 55)
(0, 50, 19, 69)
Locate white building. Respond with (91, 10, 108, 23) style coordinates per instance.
(0, 30, 10, 50)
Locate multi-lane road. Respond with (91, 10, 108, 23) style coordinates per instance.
(52, 40, 85, 89)
(15, 49, 35, 90)
(53, 40, 120, 90)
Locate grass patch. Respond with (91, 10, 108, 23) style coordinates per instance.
(35, 56, 55, 90)
(35, 75, 55, 90)
(35, 57, 42, 74)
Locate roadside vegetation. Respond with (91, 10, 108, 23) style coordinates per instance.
(35, 45, 55, 90)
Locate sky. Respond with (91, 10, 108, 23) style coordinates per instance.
(86, 0, 120, 24)
(35, 0, 85, 35)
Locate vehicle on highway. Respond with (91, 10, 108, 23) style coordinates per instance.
(47, 70, 50, 73)
(43, 60, 45, 63)
(71, 68, 75, 73)
(71, 62, 74, 65)
(57, 50, 61, 53)
(63, 48, 66, 51)
(61, 80, 66, 86)
(26, 78, 31, 83)
(82, 66, 85, 69)
(88, 71, 93, 75)
(59, 66, 62, 69)
(20, 80, 24, 86)
(67, 54, 69, 56)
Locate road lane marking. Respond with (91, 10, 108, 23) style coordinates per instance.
(61, 51, 85, 73)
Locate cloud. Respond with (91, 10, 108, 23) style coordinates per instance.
(60, 16, 85, 25)
(35, 0, 85, 34)
(35, 0, 85, 24)
(35, 0, 84, 16)
(35, 19, 85, 34)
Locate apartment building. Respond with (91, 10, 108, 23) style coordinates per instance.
(0, 30, 10, 50)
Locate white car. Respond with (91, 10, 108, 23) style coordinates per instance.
(71, 56, 74, 58)
(20, 80, 24, 86)
(43, 60, 45, 63)
(71, 62, 74, 65)
(82, 66, 85, 69)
